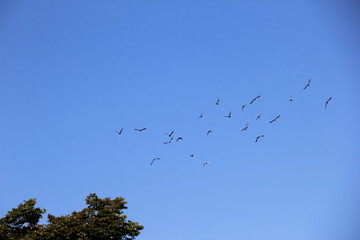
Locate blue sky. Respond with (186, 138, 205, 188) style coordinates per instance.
(1, 1, 359, 239)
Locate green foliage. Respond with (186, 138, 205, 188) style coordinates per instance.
(0, 194, 143, 240)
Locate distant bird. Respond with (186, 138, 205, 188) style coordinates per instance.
(250, 95, 261, 104)
(207, 130, 213, 136)
(242, 105, 246, 111)
(255, 135, 265, 143)
(289, 95, 294, 102)
(256, 115, 261, 120)
(241, 121, 249, 131)
(190, 154, 194, 157)
(303, 78, 311, 90)
(269, 115, 280, 123)
(115, 128, 123, 135)
(164, 137, 173, 144)
(203, 161, 209, 167)
(165, 131, 174, 137)
(199, 113, 203, 118)
(215, 99, 220, 105)
(176, 137, 183, 142)
(224, 111, 232, 118)
(134, 128, 147, 132)
(151, 158, 160, 165)
(325, 97, 332, 109)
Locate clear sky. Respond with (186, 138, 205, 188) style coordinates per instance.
(1, 1, 360, 239)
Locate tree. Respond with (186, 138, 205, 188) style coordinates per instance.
(0, 194, 143, 240)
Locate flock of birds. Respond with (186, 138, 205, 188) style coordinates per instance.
(116, 78, 333, 167)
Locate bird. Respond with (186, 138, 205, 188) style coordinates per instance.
(269, 115, 280, 123)
(176, 137, 183, 142)
(151, 158, 160, 165)
(250, 95, 261, 104)
(215, 99, 220, 105)
(165, 131, 174, 137)
(190, 154, 194, 157)
(199, 113, 203, 118)
(134, 128, 147, 132)
(255, 135, 265, 143)
(325, 97, 332, 109)
(207, 130, 213, 136)
(242, 105, 246, 111)
(303, 78, 311, 90)
(224, 111, 231, 118)
(203, 161, 209, 167)
(163, 137, 173, 144)
(241, 121, 249, 131)
(289, 95, 294, 102)
(256, 115, 261, 120)
(115, 128, 123, 135)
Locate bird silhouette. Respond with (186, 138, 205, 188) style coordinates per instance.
(325, 97, 332, 109)
(241, 121, 250, 131)
(203, 161, 209, 167)
(242, 105, 246, 111)
(115, 128, 123, 135)
(256, 115, 261, 120)
(151, 158, 160, 165)
(164, 137, 173, 144)
(215, 99, 220, 105)
(269, 115, 280, 123)
(289, 96, 294, 102)
(190, 154, 194, 157)
(176, 137, 183, 142)
(207, 130, 213, 136)
(199, 113, 203, 118)
(255, 135, 265, 143)
(250, 95, 261, 104)
(303, 78, 311, 90)
(165, 131, 174, 137)
(134, 128, 147, 132)
(224, 111, 231, 118)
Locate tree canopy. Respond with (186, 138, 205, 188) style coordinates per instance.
(0, 193, 143, 240)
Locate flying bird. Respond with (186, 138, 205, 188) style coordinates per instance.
(289, 96, 294, 102)
(134, 128, 147, 132)
(199, 113, 203, 118)
(325, 97, 332, 109)
(242, 105, 246, 111)
(164, 137, 174, 144)
(207, 130, 213, 136)
(256, 115, 261, 120)
(151, 158, 160, 165)
(250, 95, 261, 104)
(203, 161, 209, 167)
(165, 131, 174, 137)
(303, 78, 311, 90)
(215, 99, 220, 105)
(255, 135, 265, 143)
(269, 115, 280, 123)
(115, 128, 123, 135)
(176, 137, 183, 142)
(241, 121, 250, 131)
(224, 111, 232, 118)
(190, 154, 194, 157)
